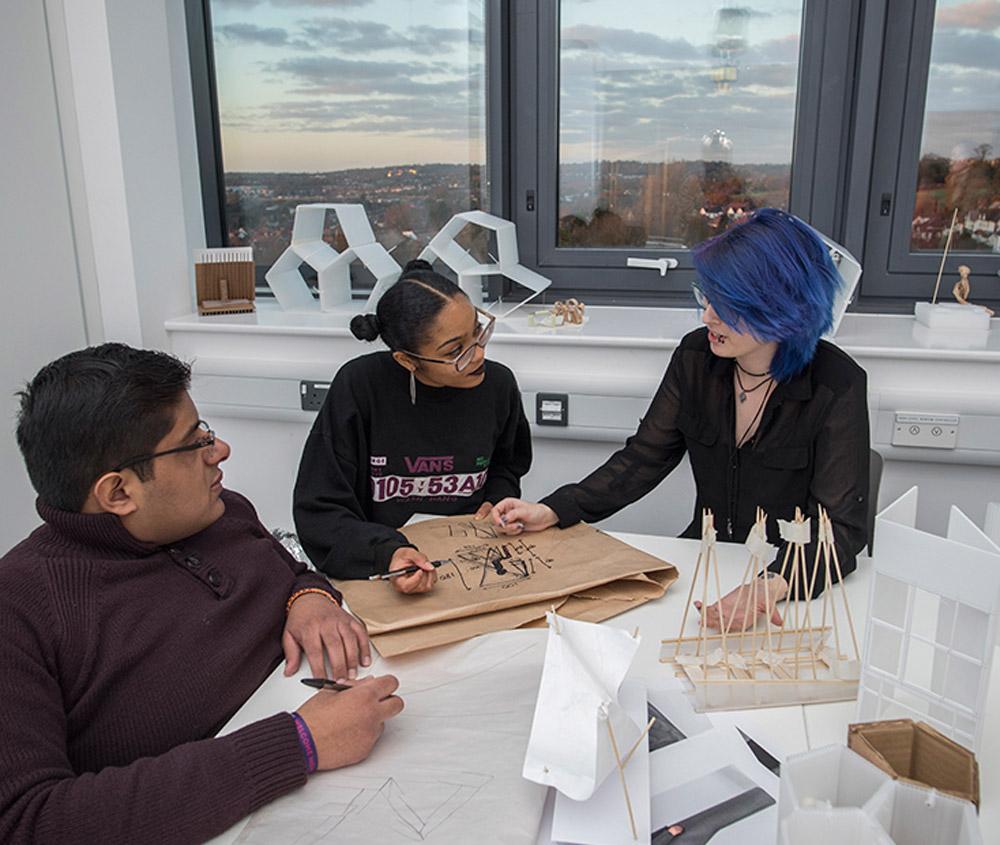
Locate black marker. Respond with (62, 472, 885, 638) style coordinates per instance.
(368, 559, 447, 581)
(301, 678, 353, 691)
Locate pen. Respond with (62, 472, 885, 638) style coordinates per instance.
(368, 559, 446, 581)
(301, 678, 352, 691)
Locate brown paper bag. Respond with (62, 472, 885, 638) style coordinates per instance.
(335, 516, 677, 656)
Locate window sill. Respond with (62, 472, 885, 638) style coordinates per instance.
(165, 302, 1000, 362)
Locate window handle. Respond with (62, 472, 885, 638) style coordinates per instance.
(626, 257, 679, 277)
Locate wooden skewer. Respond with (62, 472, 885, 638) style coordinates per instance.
(606, 720, 638, 841)
(828, 525, 861, 659)
(621, 717, 656, 768)
(699, 532, 712, 670)
(773, 540, 795, 654)
(712, 542, 734, 679)
(676, 529, 705, 658)
(732, 555, 755, 653)
(931, 208, 959, 305)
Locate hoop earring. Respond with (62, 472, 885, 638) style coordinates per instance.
(409, 370, 416, 406)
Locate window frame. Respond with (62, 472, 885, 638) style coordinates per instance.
(185, 0, 1000, 311)
(509, 0, 861, 304)
(861, 0, 1000, 306)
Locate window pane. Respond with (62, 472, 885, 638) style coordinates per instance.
(911, 2, 1000, 253)
(209, 0, 488, 288)
(557, 1, 803, 250)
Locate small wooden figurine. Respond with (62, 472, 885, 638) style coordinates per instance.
(953, 264, 995, 317)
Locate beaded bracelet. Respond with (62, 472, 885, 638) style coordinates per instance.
(286, 587, 340, 614)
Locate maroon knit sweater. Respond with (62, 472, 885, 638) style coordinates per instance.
(0, 490, 342, 844)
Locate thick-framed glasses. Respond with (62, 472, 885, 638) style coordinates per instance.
(691, 282, 710, 310)
(112, 420, 216, 472)
(401, 307, 496, 372)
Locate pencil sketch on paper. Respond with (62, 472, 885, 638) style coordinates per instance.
(236, 770, 492, 844)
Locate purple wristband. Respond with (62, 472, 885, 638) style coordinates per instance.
(291, 712, 318, 773)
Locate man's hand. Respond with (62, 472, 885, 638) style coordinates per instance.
(296, 675, 404, 770)
(696, 573, 788, 632)
(490, 498, 559, 535)
(389, 547, 437, 595)
(283, 594, 371, 681)
(473, 501, 494, 520)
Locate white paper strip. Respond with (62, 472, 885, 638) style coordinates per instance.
(777, 518, 811, 545)
(745, 525, 775, 560)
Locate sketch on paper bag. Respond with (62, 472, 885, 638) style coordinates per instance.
(236, 769, 492, 844)
(436, 523, 554, 592)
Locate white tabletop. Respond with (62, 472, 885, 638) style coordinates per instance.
(210, 532, 996, 843)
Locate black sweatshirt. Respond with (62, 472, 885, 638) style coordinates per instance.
(293, 352, 532, 578)
(542, 328, 870, 597)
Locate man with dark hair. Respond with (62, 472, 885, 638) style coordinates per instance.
(0, 343, 401, 844)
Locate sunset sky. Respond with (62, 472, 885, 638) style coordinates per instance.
(210, 0, 1000, 173)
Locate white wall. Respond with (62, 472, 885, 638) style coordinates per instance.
(1, 2, 90, 552)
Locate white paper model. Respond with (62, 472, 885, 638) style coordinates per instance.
(857, 486, 1000, 753)
(419, 210, 551, 318)
(522, 611, 641, 801)
(264, 204, 402, 312)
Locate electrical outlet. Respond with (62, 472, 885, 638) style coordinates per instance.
(536, 393, 568, 426)
(300, 380, 330, 411)
(891, 412, 959, 449)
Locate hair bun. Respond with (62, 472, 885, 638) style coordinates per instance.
(349, 313, 381, 342)
(401, 258, 434, 276)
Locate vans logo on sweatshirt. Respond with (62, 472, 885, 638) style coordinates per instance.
(404, 455, 455, 473)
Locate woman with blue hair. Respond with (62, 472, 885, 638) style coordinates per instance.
(492, 208, 870, 631)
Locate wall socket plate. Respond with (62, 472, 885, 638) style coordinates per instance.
(891, 412, 959, 449)
(300, 380, 330, 412)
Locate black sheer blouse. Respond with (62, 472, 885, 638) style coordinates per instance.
(541, 328, 870, 596)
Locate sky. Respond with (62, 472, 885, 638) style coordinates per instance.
(210, 0, 1000, 173)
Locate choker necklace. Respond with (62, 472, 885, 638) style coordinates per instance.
(735, 367, 774, 403)
(735, 360, 769, 378)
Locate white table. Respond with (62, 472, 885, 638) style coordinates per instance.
(210, 532, 997, 843)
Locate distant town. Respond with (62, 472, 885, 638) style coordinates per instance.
(223, 153, 1000, 277)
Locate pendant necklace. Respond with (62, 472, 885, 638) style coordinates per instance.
(735, 365, 773, 404)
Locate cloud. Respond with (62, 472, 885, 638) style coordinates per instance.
(935, 0, 1000, 30)
(217, 23, 290, 46)
(930, 29, 1000, 70)
(270, 53, 479, 97)
(560, 25, 703, 60)
(293, 16, 477, 53)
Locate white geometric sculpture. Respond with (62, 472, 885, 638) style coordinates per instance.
(265, 204, 401, 312)
(419, 210, 551, 318)
(857, 487, 1000, 752)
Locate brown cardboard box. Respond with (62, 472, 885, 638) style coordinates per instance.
(848, 719, 980, 809)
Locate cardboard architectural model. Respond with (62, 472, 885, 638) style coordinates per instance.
(856, 487, 1000, 753)
(194, 247, 255, 315)
(418, 210, 551, 317)
(264, 204, 402, 312)
(660, 507, 861, 711)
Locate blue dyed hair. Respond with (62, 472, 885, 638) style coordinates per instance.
(691, 208, 842, 382)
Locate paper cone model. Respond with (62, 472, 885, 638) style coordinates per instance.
(265, 204, 402, 312)
(522, 612, 640, 800)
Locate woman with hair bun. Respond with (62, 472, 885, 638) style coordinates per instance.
(293, 259, 531, 593)
(492, 209, 871, 629)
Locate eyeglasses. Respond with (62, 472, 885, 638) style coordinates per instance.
(691, 282, 710, 310)
(401, 307, 496, 372)
(112, 420, 216, 472)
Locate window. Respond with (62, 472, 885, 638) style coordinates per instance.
(189, 0, 494, 292)
(188, 0, 1000, 310)
(863, 0, 1000, 301)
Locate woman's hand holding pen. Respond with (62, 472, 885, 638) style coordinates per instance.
(388, 547, 437, 594)
(296, 675, 404, 770)
(490, 498, 559, 535)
